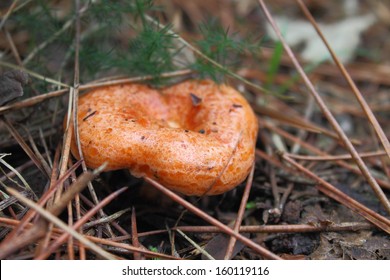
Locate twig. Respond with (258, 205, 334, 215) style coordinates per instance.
(279, 183, 294, 210)
(224, 164, 255, 260)
(285, 150, 388, 161)
(269, 166, 281, 209)
(0, 217, 373, 236)
(131, 207, 143, 260)
(173, 222, 374, 234)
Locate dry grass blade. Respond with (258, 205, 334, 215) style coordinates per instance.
(0, 61, 70, 88)
(1, 159, 81, 243)
(176, 229, 215, 260)
(86, 236, 181, 260)
(258, 0, 390, 214)
(82, 208, 131, 230)
(22, 17, 74, 66)
(5, 188, 117, 259)
(50, 165, 106, 216)
(0, 155, 34, 198)
(0, 0, 19, 31)
(0, 164, 101, 258)
(224, 164, 255, 260)
(5, 28, 23, 66)
(295, 0, 390, 162)
(145, 177, 282, 260)
(0, 216, 178, 259)
(23, 126, 51, 175)
(35, 187, 128, 259)
(285, 150, 387, 161)
(0, 88, 68, 115)
(254, 104, 360, 144)
(1, 116, 50, 179)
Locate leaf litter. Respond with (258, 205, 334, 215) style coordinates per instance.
(0, 0, 389, 260)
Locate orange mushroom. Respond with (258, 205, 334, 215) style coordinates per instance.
(71, 79, 258, 196)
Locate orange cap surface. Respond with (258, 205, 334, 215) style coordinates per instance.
(71, 79, 258, 196)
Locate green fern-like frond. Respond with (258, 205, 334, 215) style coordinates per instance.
(192, 20, 262, 82)
(88, 0, 156, 27)
(118, 23, 178, 81)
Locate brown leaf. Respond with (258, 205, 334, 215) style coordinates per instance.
(0, 70, 29, 106)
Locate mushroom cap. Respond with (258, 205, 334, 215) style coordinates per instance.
(71, 79, 258, 196)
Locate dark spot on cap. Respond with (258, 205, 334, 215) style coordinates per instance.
(141, 136, 145, 140)
(83, 110, 97, 121)
(199, 129, 205, 134)
(184, 129, 189, 133)
(212, 122, 217, 125)
(190, 93, 202, 106)
(232, 104, 243, 108)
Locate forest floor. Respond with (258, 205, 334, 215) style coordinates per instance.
(0, 0, 389, 260)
